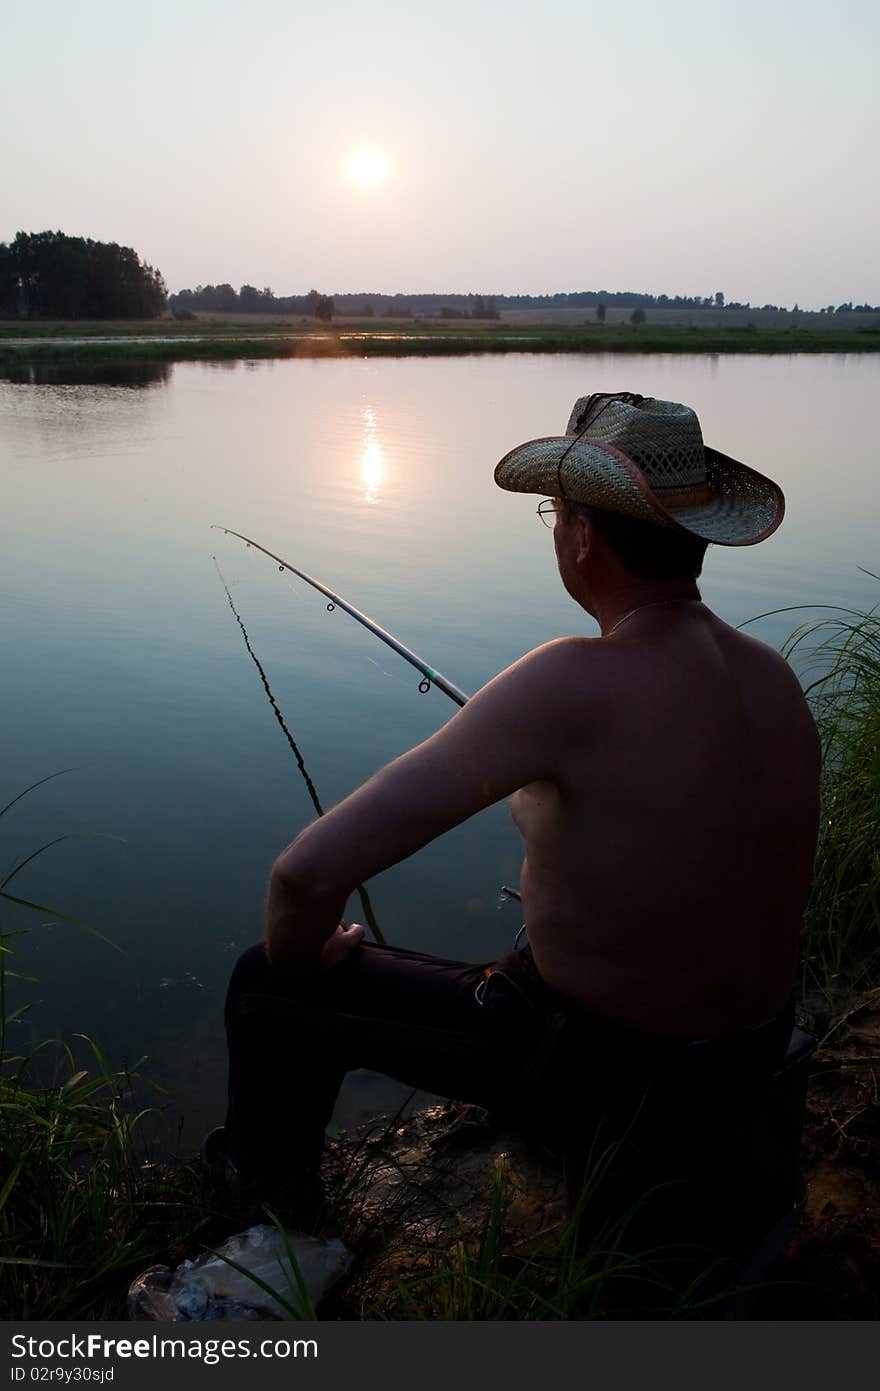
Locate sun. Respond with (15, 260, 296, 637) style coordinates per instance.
(347, 145, 390, 191)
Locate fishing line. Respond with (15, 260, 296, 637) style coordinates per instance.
(364, 654, 409, 684)
(212, 555, 386, 946)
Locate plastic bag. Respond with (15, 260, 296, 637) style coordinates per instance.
(128, 1224, 352, 1321)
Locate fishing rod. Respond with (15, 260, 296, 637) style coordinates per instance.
(211, 526, 470, 708)
(214, 533, 524, 923)
(212, 554, 386, 946)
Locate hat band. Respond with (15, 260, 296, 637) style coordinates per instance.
(652, 483, 713, 508)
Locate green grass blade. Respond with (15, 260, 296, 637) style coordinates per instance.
(0, 771, 73, 822)
(203, 1246, 309, 1319)
(0, 892, 122, 952)
(1, 837, 72, 890)
(263, 1206, 319, 1320)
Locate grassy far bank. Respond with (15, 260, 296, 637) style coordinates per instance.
(0, 317, 312, 338)
(1, 317, 880, 367)
(1, 603, 878, 1319)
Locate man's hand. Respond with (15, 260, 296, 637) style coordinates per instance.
(321, 921, 365, 971)
(263, 860, 348, 974)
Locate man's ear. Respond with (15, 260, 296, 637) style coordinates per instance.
(575, 512, 592, 565)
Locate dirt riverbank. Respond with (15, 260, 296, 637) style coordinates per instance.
(319, 990, 879, 1318)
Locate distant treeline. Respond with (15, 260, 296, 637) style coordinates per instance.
(2, 231, 878, 322)
(169, 285, 880, 318)
(168, 286, 502, 319)
(0, 231, 167, 319)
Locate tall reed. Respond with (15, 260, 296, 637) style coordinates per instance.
(778, 595, 880, 991)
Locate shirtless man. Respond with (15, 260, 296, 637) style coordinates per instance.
(212, 391, 820, 1196)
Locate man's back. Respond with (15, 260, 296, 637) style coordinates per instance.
(512, 603, 821, 1036)
(222, 390, 818, 1202)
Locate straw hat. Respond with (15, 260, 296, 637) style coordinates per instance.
(494, 391, 784, 545)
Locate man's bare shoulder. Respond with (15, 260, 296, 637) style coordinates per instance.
(517, 634, 602, 666)
(474, 635, 612, 734)
(709, 614, 787, 663)
(709, 615, 817, 700)
(453, 637, 603, 744)
(697, 613, 821, 761)
(499, 635, 606, 693)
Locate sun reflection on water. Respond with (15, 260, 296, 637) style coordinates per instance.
(361, 406, 383, 503)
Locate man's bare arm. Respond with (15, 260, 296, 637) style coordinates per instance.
(264, 638, 591, 971)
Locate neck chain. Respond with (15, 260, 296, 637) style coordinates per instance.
(603, 598, 701, 638)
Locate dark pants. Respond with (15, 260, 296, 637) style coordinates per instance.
(223, 939, 574, 1181)
(223, 939, 795, 1197)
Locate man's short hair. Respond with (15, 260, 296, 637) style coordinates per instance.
(563, 501, 709, 581)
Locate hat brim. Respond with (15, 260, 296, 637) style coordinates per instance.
(494, 436, 784, 546)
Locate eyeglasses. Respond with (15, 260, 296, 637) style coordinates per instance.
(536, 498, 558, 528)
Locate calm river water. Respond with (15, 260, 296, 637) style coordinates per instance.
(1, 352, 877, 1140)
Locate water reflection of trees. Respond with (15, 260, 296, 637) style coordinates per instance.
(0, 362, 171, 389)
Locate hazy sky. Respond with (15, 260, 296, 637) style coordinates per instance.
(3, 0, 878, 305)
